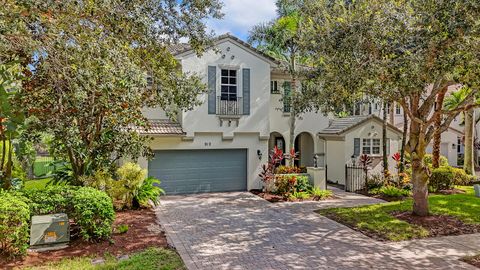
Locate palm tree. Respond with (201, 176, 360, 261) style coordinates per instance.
(432, 91, 447, 168)
(248, 1, 304, 166)
(382, 101, 388, 178)
(444, 87, 475, 175)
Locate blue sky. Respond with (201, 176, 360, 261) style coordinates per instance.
(206, 0, 277, 41)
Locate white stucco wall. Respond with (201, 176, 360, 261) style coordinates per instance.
(178, 40, 271, 139)
(268, 73, 330, 160)
(136, 38, 275, 191)
(325, 139, 345, 184)
(425, 129, 460, 166)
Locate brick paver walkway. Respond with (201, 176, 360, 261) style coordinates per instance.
(156, 190, 479, 270)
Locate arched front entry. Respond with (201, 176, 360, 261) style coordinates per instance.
(294, 132, 315, 167)
(269, 132, 286, 165)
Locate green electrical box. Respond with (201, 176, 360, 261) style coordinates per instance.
(30, 213, 70, 246)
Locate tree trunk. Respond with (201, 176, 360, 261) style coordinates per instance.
(464, 106, 475, 175)
(288, 55, 297, 167)
(382, 102, 388, 178)
(409, 121, 429, 216)
(389, 103, 395, 125)
(432, 92, 446, 168)
(3, 140, 13, 190)
(399, 114, 408, 177)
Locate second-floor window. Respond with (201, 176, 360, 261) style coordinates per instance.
(220, 69, 237, 101)
(396, 104, 401, 115)
(271, 80, 280, 94)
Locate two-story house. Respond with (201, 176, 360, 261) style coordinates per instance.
(136, 34, 403, 194)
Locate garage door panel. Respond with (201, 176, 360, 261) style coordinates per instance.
(148, 149, 247, 194)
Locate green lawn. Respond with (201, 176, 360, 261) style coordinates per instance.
(23, 178, 53, 190)
(24, 248, 185, 270)
(317, 186, 480, 241)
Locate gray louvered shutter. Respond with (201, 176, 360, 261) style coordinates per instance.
(283, 81, 291, 113)
(386, 138, 390, 155)
(242, 68, 250, 115)
(208, 66, 216, 114)
(353, 138, 360, 157)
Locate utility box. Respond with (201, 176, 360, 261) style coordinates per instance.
(30, 213, 69, 246)
(474, 184, 480, 198)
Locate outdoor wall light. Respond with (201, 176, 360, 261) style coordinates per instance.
(257, 150, 262, 160)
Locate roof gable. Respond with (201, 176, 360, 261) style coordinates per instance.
(318, 115, 403, 136)
(172, 33, 279, 67)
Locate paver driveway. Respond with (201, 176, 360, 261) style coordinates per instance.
(156, 191, 478, 270)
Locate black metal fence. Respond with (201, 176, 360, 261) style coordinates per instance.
(34, 155, 55, 178)
(345, 164, 367, 192)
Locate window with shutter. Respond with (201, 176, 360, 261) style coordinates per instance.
(283, 81, 291, 113)
(354, 138, 360, 157)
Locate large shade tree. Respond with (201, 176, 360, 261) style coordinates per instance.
(302, 0, 480, 215)
(1, 0, 222, 183)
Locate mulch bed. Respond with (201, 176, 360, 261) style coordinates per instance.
(250, 190, 287, 202)
(392, 211, 480, 237)
(462, 254, 480, 268)
(2, 208, 168, 269)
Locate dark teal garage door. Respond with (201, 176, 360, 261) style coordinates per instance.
(148, 149, 247, 195)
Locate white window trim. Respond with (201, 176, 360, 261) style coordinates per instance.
(216, 65, 242, 98)
(395, 104, 401, 115)
(362, 138, 382, 156)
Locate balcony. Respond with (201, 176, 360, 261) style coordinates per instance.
(216, 96, 243, 115)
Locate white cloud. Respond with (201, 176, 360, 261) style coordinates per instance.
(207, 0, 277, 40)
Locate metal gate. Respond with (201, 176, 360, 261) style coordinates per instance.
(345, 164, 367, 192)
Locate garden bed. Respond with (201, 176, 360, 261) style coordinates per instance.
(462, 254, 480, 268)
(356, 190, 407, 202)
(392, 211, 480, 237)
(250, 189, 335, 203)
(2, 208, 169, 269)
(317, 186, 480, 241)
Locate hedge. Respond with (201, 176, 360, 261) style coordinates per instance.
(22, 186, 115, 241)
(0, 191, 30, 257)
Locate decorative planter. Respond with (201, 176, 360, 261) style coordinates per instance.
(474, 184, 480, 198)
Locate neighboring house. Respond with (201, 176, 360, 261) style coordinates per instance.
(318, 115, 403, 185)
(352, 91, 469, 168)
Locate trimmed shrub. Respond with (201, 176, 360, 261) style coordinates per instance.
(274, 174, 311, 196)
(70, 187, 115, 240)
(451, 167, 476, 186)
(423, 154, 449, 167)
(23, 186, 115, 240)
(274, 174, 297, 196)
(294, 175, 311, 192)
(22, 186, 77, 215)
(0, 191, 30, 257)
(429, 166, 454, 192)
